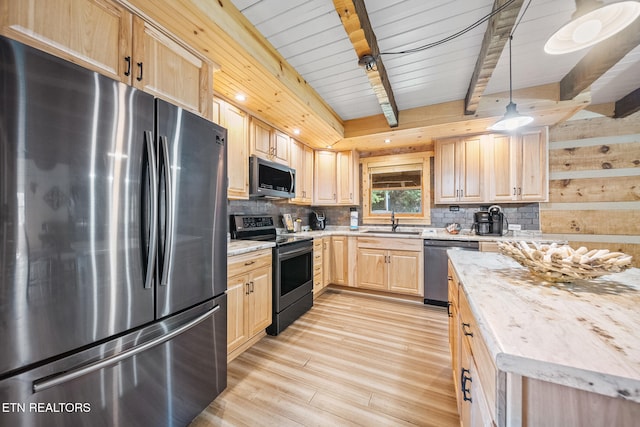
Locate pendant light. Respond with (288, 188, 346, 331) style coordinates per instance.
(489, 35, 533, 132)
(544, 0, 640, 55)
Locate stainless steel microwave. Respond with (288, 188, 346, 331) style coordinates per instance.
(249, 155, 296, 198)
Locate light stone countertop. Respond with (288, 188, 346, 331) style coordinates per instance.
(447, 250, 640, 403)
(227, 240, 275, 257)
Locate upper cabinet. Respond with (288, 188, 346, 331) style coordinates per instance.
(434, 135, 485, 204)
(250, 117, 290, 165)
(313, 150, 359, 206)
(435, 129, 548, 204)
(213, 97, 250, 200)
(290, 139, 313, 205)
(1, 0, 213, 119)
(487, 129, 548, 202)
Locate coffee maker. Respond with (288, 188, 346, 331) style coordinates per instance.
(309, 211, 326, 230)
(474, 205, 505, 236)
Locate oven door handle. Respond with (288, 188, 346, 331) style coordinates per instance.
(277, 245, 312, 260)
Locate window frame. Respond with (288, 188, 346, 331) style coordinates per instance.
(361, 152, 432, 225)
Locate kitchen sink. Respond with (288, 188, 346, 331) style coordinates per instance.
(360, 230, 422, 235)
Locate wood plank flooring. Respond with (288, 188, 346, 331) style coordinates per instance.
(190, 289, 460, 427)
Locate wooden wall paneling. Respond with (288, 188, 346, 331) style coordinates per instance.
(549, 141, 640, 172)
(548, 177, 640, 203)
(540, 210, 640, 235)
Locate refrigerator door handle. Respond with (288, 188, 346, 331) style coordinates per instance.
(160, 135, 174, 287)
(144, 130, 158, 289)
(32, 304, 220, 394)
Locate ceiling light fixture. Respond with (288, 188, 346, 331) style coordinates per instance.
(234, 93, 246, 102)
(489, 35, 533, 132)
(384, 138, 391, 144)
(358, 54, 377, 71)
(544, 0, 640, 54)
(293, 128, 301, 135)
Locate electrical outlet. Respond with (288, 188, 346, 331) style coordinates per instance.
(508, 224, 522, 231)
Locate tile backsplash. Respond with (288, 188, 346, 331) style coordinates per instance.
(228, 199, 539, 231)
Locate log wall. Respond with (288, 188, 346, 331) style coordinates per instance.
(543, 113, 640, 267)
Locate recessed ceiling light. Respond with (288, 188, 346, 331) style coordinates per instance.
(384, 138, 391, 144)
(293, 128, 301, 135)
(234, 93, 246, 102)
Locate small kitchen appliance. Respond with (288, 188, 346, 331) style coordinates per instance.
(309, 211, 326, 230)
(474, 205, 506, 236)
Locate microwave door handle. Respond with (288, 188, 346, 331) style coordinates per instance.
(289, 169, 295, 193)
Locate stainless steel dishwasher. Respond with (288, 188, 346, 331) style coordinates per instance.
(423, 239, 479, 306)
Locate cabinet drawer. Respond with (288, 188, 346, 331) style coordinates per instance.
(357, 237, 422, 251)
(228, 249, 271, 278)
(459, 289, 497, 420)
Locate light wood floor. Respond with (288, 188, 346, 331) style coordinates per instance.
(191, 289, 460, 427)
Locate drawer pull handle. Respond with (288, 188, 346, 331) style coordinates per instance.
(462, 322, 473, 337)
(244, 260, 255, 266)
(447, 302, 452, 317)
(124, 56, 131, 76)
(461, 368, 472, 402)
(245, 283, 250, 295)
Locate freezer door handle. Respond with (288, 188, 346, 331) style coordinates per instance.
(144, 130, 158, 289)
(32, 305, 220, 394)
(160, 135, 174, 287)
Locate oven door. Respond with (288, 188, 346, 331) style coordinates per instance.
(274, 241, 313, 313)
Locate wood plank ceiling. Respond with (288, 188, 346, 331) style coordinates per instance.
(228, 0, 640, 151)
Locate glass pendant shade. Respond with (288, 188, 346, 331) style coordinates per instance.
(544, 1, 640, 54)
(489, 102, 534, 131)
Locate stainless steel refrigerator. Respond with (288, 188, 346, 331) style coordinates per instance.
(0, 35, 227, 426)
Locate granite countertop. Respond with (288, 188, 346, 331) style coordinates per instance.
(447, 250, 640, 403)
(284, 226, 560, 243)
(227, 240, 275, 256)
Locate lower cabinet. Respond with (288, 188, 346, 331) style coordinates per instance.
(356, 237, 423, 296)
(331, 236, 349, 286)
(313, 238, 326, 296)
(227, 249, 272, 361)
(449, 261, 496, 426)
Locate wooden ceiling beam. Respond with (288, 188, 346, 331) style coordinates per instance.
(464, 0, 525, 115)
(560, 17, 640, 101)
(614, 87, 640, 118)
(333, 0, 399, 127)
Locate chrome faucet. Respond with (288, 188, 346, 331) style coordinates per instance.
(391, 211, 399, 232)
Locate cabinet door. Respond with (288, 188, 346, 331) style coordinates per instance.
(302, 145, 314, 203)
(435, 138, 459, 203)
(519, 129, 548, 201)
(322, 238, 332, 286)
(247, 265, 272, 336)
(337, 150, 356, 204)
(488, 134, 517, 202)
(273, 130, 290, 165)
(388, 250, 422, 296)
(227, 274, 248, 353)
(314, 151, 337, 204)
(332, 236, 348, 285)
(357, 248, 387, 290)
(459, 136, 484, 202)
(290, 139, 310, 204)
(132, 16, 211, 118)
(224, 103, 250, 199)
(250, 117, 273, 159)
(1, 0, 132, 81)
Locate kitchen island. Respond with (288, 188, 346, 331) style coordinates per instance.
(447, 250, 640, 426)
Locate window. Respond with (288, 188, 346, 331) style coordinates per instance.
(361, 152, 432, 225)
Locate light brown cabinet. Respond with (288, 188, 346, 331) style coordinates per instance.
(313, 150, 359, 205)
(356, 237, 423, 296)
(487, 129, 548, 202)
(322, 237, 332, 287)
(312, 238, 325, 296)
(1, 0, 213, 119)
(250, 117, 290, 165)
(290, 139, 313, 204)
(434, 135, 485, 204)
(331, 236, 349, 286)
(213, 97, 250, 199)
(227, 249, 272, 361)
